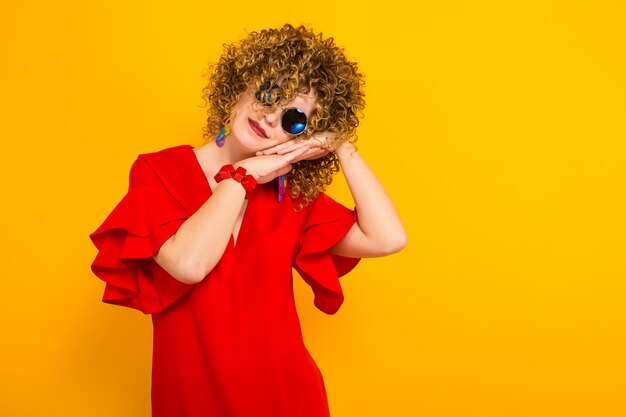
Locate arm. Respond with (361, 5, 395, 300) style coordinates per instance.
(329, 140, 407, 258)
(153, 147, 313, 284)
(153, 179, 246, 284)
(257, 137, 407, 258)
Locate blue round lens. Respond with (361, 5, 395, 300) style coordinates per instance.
(282, 108, 307, 135)
(289, 123, 306, 135)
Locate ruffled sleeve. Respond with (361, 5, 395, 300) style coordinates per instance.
(293, 193, 361, 315)
(89, 156, 194, 314)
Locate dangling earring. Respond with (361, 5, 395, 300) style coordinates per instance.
(277, 174, 287, 202)
(215, 118, 231, 148)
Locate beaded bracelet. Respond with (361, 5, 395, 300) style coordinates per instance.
(214, 164, 257, 199)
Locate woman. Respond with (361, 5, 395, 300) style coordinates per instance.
(90, 24, 406, 417)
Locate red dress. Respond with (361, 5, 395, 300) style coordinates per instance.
(89, 144, 360, 417)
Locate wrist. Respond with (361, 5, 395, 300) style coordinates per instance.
(214, 164, 257, 199)
(235, 160, 260, 180)
(335, 140, 357, 159)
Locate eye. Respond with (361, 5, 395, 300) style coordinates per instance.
(255, 81, 281, 106)
(281, 108, 307, 135)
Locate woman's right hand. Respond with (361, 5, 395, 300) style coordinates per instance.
(238, 143, 324, 184)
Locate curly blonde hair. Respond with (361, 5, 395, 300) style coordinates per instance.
(200, 24, 365, 208)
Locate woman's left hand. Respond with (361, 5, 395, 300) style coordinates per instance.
(256, 132, 335, 161)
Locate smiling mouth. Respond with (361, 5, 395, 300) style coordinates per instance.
(248, 119, 268, 139)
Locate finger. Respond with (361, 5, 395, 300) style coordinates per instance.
(255, 148, 307, 177)
(259, 140, 297, 155)
(276, 142, 310, 155)
(280, 145, 311, 163)
(310, 137, 325, 149)
(257, 145, 282, 156)
(263, 137, 315, 155)
(310, 147, 329, 157)
(299, 148, 329, 161)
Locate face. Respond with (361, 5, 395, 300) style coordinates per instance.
(227, 83, 317, 153)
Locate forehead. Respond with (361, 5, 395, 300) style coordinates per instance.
(275, 76, 317, 101)
(248, 81, 317, 117)
(286, 88, 317, 115)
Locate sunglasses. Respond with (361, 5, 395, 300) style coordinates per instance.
(255, 81, 308, 136)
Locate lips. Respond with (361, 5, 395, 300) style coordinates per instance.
(248, 118, 268, 139)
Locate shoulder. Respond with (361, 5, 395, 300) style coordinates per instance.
(137, 144, 194, 166)
(308, 192, 343, 210)
(128, 144, 195, 187)
(299, 191, 354, 222)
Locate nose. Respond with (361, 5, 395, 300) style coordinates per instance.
(263, 107, 282, 128)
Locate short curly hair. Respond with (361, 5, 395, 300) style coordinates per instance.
(200, 24, 366, 208)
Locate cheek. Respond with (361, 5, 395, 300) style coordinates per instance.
(230, 94, 255, 118)
(275, 133, 294, 145)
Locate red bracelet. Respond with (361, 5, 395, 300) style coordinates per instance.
(214, 164, 257, 199)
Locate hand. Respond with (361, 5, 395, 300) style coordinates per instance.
(255, 132, 335, 161)
(237, 146, 312, 185)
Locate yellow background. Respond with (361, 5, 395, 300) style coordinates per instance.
(1, 1, 625, 416)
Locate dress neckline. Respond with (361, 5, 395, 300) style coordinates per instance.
(183, 144, 251, 248)
(184, 144, 213, 195)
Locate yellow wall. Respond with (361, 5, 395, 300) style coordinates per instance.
(1, 1, 625, 416)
